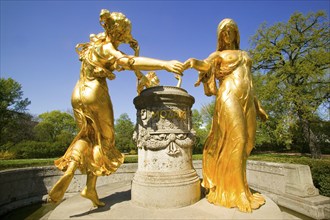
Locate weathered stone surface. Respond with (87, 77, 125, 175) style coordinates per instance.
(131, 86, 201, 208)
(2, 161, 329, 219)
(0, 164, 136, 216)
(246, 160, 330, 219)
(47, 181, 283, 220)
(247, 160, 321, 198)
(132, 170, 201, 208)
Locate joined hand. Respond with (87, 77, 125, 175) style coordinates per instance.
(165, 60, 184, 75)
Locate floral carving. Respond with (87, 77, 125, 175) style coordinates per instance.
(133, 124, 195, 156)
(133, 103, 195, 156)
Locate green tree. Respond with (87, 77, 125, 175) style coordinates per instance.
(0, 78, 32, 145)
(249, 11, 330, 158)
(34, 110, 77, 145)
(190, 99, 216, 154)
(200, 99, 215, 131)
(115, 113, 135, 153)
(192, 109, 208, 154)
(192, 109, 203, 130)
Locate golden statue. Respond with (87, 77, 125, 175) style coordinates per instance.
(184, 18, 268, 212)
(48, 9, 184, 207)
(135, 71, 160, 95)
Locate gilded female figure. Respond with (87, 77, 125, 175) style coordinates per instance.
(48, 9, 183, 207)
(184, 19, 268, 212)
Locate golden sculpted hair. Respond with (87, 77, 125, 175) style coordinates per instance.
(216, 18, 240, 51)
(99, 9, 133, 44)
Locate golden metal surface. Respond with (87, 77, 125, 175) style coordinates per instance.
(48, 9, 184, 207)
(184, 18, 268, 212)
(136, 71, 160, 95)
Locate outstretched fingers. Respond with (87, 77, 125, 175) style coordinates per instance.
(183, 58, 197, 70)
(168, 60, 184, 75)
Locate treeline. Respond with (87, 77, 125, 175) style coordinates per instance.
(0, 77, 137, 159)
(0, 78, 78, 159)
(1, 75, 328, 160)
(192, 99, 330, 158)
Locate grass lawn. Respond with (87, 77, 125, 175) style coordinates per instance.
(1, 153, 329, 171)
(0, 155, 139, 171)
(0, 158, 56, 171)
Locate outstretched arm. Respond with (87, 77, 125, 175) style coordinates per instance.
(183, 58, 210, 72)
(103, 43, 183, 75)
(183, 51, 220, 72)
(127, 57, 184, 75)
(184, 52, 220, 87)
(183, 58, 211, 87)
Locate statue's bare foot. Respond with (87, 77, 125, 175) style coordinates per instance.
(47, 195, 60, 204)
(48, 189, 61, 204)
(48, 173, 74, 204)
(249, 193, 265, 209)
(81, 187, 105, 207)
(236, 193, 252, 213)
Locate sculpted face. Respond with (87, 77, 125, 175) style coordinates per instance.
(217, 19, 240, 51)
(222, 26, 236, 45)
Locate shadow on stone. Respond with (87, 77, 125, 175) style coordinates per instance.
(69, 189, 131, 218)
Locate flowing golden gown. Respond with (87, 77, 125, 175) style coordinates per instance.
(202, 50, 264, 210)
(55, 40, 124, 176)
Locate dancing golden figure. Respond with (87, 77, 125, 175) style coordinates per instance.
(184, 18, 268, 212)
(48, 9, 184, 207)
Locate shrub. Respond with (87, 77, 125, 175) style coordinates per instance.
(124, 155, 138, 163)
(0, 150, 16, 159)
(129, 149, 137, 155)
(8, 141, 67, 159)
(308, 161, 330, 197)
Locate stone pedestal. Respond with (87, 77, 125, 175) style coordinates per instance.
(131, 86, 201, 208)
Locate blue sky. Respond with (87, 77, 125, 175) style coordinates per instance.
(1, 0, 329, 122)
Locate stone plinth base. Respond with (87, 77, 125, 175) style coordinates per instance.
(132, 86, 200, 208)
(131, 170, 201, 208)
(47, 181, 283, 220)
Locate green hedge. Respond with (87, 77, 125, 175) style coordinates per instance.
(6, 141, 67, 159)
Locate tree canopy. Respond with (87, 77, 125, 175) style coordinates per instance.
(249, 11, 330, 158)
(0, 77, 31, 113)
(34, 110, 77, 143)
(115, 113, 135, 153)
(0, 78, 32, 145)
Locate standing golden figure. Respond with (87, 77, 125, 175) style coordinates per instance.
(48, 9, 184, 207)
(184, 18, 268, 212)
